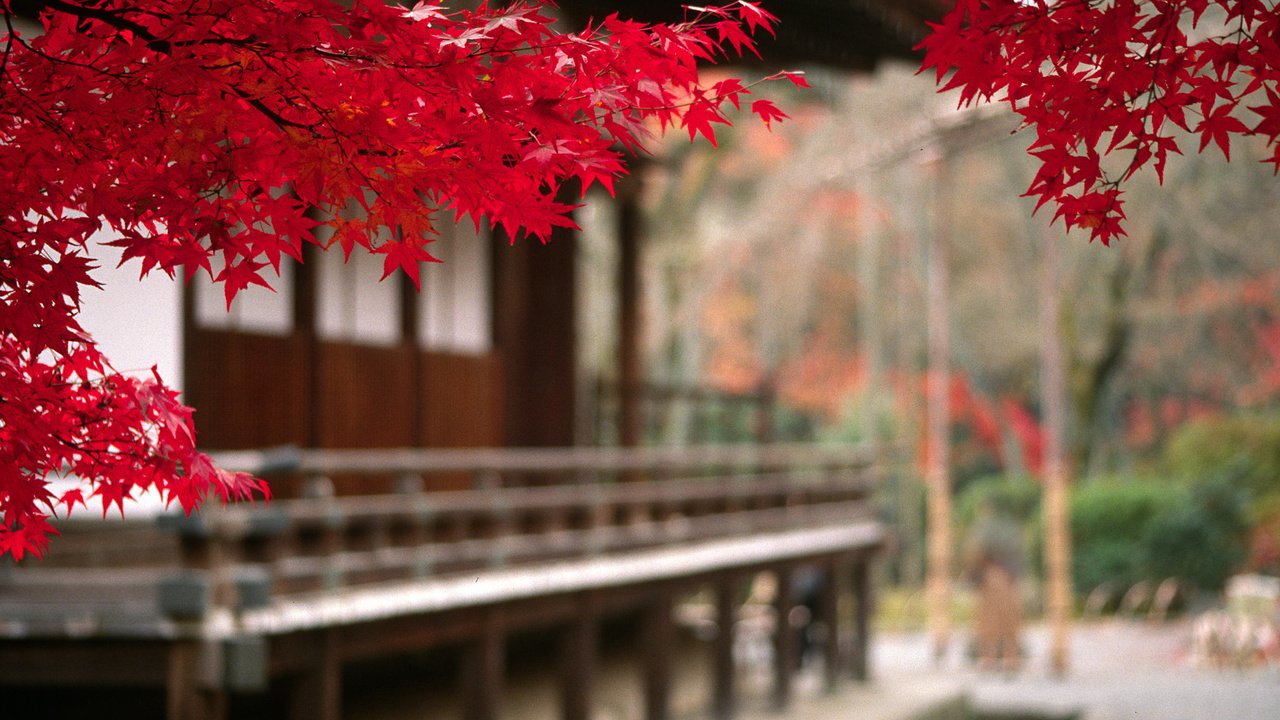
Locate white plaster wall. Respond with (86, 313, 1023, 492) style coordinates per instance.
(420, 221, 492, 355)
(77, 233, 184, 390)
(316, 244, 400, 346)
(192, 259, 294, 337)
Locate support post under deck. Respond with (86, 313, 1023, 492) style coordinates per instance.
(712, 577, 738, 720)
(167, 641, 227, 720)
(289, 628, 341, 720)
(462, 609, 506, 720)
(643, 592, 675, 720)
(560, 596, 599, 720)
(820, 556, 845, 691)
(771, 566, 797, 712)
(852, 560, 872, 682)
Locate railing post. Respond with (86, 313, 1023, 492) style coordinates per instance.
(158, 506, 239, 620)
(301, 475, 346, 589)
(159, 505, 277, 711)
(395, 473, 434, 577)
(238, 508, 287, 612)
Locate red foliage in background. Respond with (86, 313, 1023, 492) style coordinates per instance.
(921, 0, 1280, 244)
(0, 0, 793, 558)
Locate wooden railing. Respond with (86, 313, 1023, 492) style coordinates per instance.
(590, 379, 815, 445)
(2, 444, 878, 638)
(156, 443, 878, 621)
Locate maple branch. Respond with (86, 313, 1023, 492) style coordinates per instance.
(5, 24, 131, 82)
(38, 0, 173, 52)
(1, 11, 14, 83)
(38, 0, 316, 136)
(0, 60, 78, 144)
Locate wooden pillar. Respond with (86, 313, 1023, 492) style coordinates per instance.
(643, 592, 675, 720)
(771, 567, 797, 712)
(461, 610, 506, 720)
(492, 190, 579, 448)
(560, 598, 599, 720)
(819, 558, 844, 691)
(400, 265, 424, 446)
(712, 578, 738, 720)
(851, 560, 872, 682)
(167, 642, 227, 720)
(296, 236, 320, 450)
(289, 629, 341, 720)
(617, 175, 644, 448)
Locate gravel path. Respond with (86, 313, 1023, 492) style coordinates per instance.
(873, 620, 1280, 720)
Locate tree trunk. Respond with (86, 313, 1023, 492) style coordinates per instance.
(1041, 223, 1072, 676)
(925, 155, 953, 663)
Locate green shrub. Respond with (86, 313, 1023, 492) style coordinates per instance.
(1070, 478, 1173, 593)
(1069, 475, 1249, 594)
(1160, 414, 1280, 575)
(1161, 414, 1280, 501)
(1144, 509, 1238, 592)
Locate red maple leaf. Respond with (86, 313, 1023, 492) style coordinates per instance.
(920, 0, 1280, 244)
(751, 98, 788, 129)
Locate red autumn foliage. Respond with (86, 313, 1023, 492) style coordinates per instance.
(0, 0, 787, 559)
(920, 0, 1280, 244)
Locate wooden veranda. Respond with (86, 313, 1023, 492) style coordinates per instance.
(1, 444, 883, 720)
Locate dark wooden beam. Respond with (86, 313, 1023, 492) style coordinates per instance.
(167, 641, 227, 720)
(0, 640, 171, 686)
(820, 556, 845, 691)
(297, 237, 320, 450)
(492, 215, 579, 448)
(288, 629, 341, 720)
(461, 608, 506, 720)
(851, 560, 872, 682)
(642, 591, 675, 720)
(616, 179, 643, 449)
(712, 577, 738, 720)
(559, 594, 600, 720)
(771, 566, 797, 712)
(400, 265, 424, 446)
(555, 0, 940, 71)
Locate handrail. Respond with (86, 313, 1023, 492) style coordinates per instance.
(207, 442, 873, 477)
